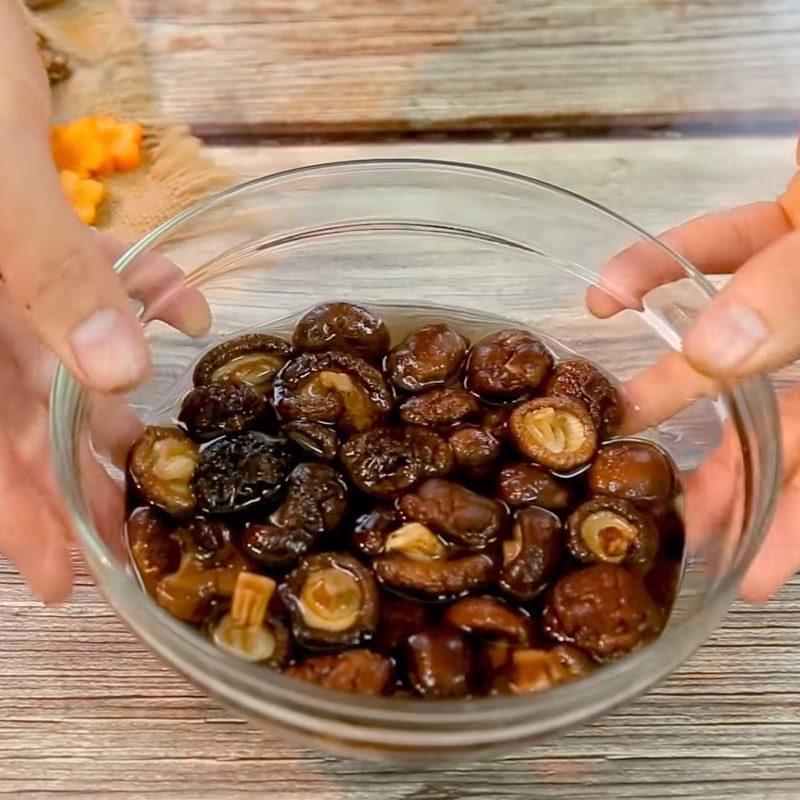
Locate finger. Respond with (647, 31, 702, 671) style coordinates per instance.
(0, 430, 72, 604)
(740, 477, 800, 604)
(88, 395, 143, 468)
(96, 234, 212, 337)
(619, 351, 722, 435)
(586, 202, 791, 318)
(681, 227, 800, 378)
(0, 26, 149, 392)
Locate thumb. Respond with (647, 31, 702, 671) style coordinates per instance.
(681, 225, 800, 379)
(0, 105, 149, 394)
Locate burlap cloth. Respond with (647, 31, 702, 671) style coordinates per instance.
(26, 0, 233, 240)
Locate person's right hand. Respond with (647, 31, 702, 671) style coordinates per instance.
(586, 135, 800, 603)
(0, 3, 209, 602)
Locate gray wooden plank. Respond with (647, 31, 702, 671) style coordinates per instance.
(1, 138, 799, 798)
(130, 0, 800, 136)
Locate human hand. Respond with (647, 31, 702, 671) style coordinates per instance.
(0, 4, 209, 602)
(586, 138, 800, 603)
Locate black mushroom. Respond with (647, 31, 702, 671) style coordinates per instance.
(566, 497, 659, 573)
(443, 596, 535, 646)
(374, 596, 431, 655)
(509, 396, 597, 471)
(499, 507, 562, 602)
(399, 478, 506, 551)
(282, 419, 340, 461)
(399, 386, 480, 428)
(273, 351, 393, 434)
(210, 572, 290, 666)
(466, 329, 553, 400)
(271, 462, 349, 538)
(280, 552, 379, 649)
(127, 507, 181, 596)
(341, 426, 453, 499)
(179, 381, 267, 440)
(542, 563, 663, 660)
(292, 302, 390, 363)
(285, 649, 393, 695)
(240, 525, 315, 571)
(494, 645, 593, 695)
(128, 426, 199, 516)
(496, 462, 571, 511)
(448, 426, 502, 470)
(193, 334, 292, 395)
(351, 506, 403, 558)
(407, 627, 475, 699)
(191, 431, 291, 515)
(385, 324, 468, 392)
(588, 439, 676, 505)
(545, 359, 622, 438)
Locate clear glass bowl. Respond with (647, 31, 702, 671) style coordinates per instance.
(50, 159, 780, 762)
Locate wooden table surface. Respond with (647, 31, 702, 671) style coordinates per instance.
(5, 2, 800, 798)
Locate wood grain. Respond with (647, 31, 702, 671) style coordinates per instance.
(2, 138, 800, 799)
(130, 0, 800, 137)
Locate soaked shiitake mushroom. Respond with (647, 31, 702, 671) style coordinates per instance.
(399, 479, 506, 551)
(271, 463, 348, 538)
(282, 420, 340, 461)
(292, 302, 390, 363)
(128, 426, 199, 516)
(546, 359, 622, 438)
(386, 324, 468, 392)
(542, 563, 663, 660)
(280, 553, 379, 648)
(496, 463, 571, 511)
(588, 439, 676, 504)
(466, 329, 553, 400)
(211, 573, 290, 666)
(509, 396, 597, 471)
(566, 497, 658, 573)
(274, 351, 393, 434)
(179, 381, 267, 440)
(176, 517, 233, 565)
(194, 334, 292, 395)
(156, 542, 251, 623)
(351, 507, 402, 557)
(374, 596, 431, 654)
(341, 426, 453, 499)
(384, 523, 449, 562)
(286, 649, 393, 695)
(449, 426, 501, 470)
(240, 524, 314, 571)
(399, 386, 480, 428)
(443, 596, 535, 646)
(127, 507, 181, 596)
(407, 627, 474, 699)
(373, 551, 497, 600)
(494, 645, 593, 695)
(192, 431, 291, 515)
(481, 406, 510, 441)
(499, 507, 562, 602)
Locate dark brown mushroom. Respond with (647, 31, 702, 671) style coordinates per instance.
(542, 563, 663, 660)
(496, 462, 571, 510)
(566, 497, 659, 573)
(341, 426, 453, 499)
(240, 524, 315, 571)
(292, 302, 390, 363)
(399, 386, 480, 428)
(282, 420, 340, 461)
(545, 359, 622, 438)
(499, 507, 562, 602)
(386, 324, 468, 392)
(127, 507, 181, 597)
(128, 426, 199, 516)
(193, 334, 292, 394)
(374, 595, 431, 654)
(466, 329, 553, 400)
(351, 506, 403, 558)
(280, 552, 379, 648)
(588, 439, 676, 504)
(509, 396, 598, 471)
(407, 627, 474, 698)
(399, 478, 506, 551)
(178, 381, 267, 440)
(285, 649, 393, 695)
(443, 596, 535, 646)
(494, 645, 593, 695)
(273, 351, 393, 434)
(448, 426, 502, 470)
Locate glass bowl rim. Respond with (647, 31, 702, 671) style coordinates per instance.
(49, 157, 781, 727)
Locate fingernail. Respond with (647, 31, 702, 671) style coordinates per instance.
(683, 303, 769, 372)
(70, 309, 149, 390)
